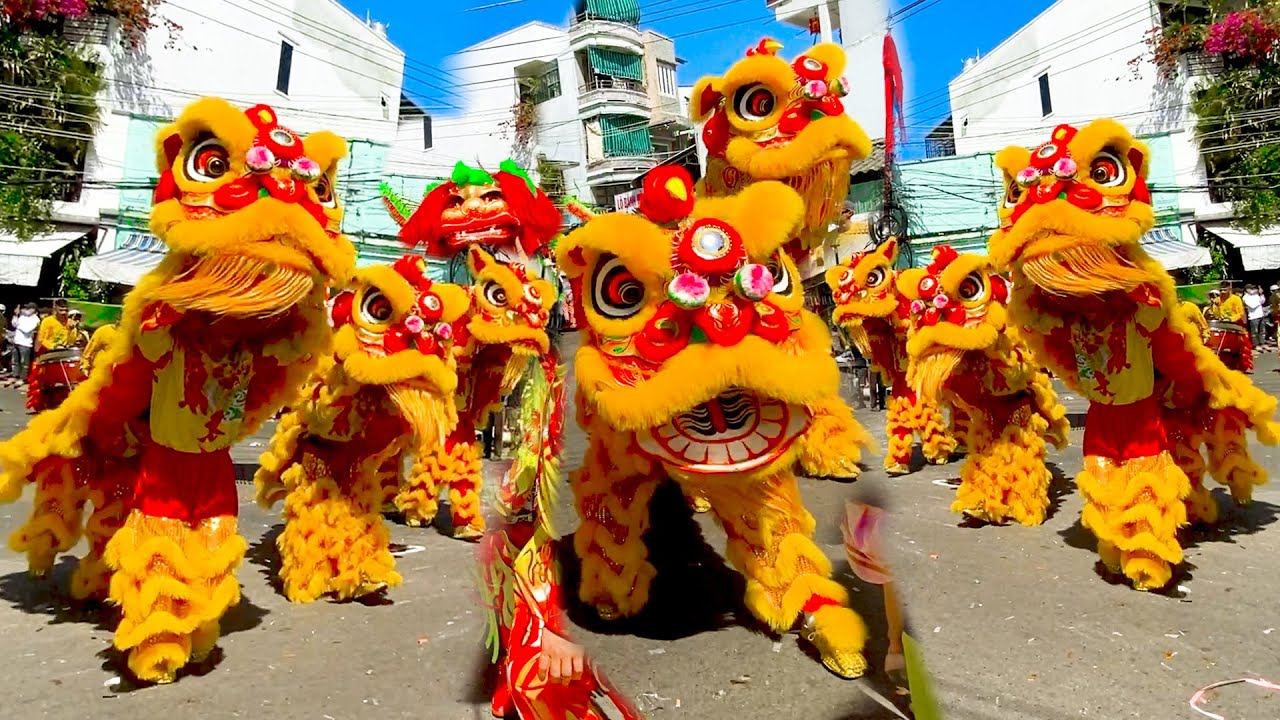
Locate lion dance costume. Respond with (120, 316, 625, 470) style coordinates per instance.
(0, 99, 353, 682)
(896, 246, 1069, 525)
(990, 120, 1280, 588)
(557, 169, 872, 678)
(689, 40, 871, 481)
(383, 161, 560, 538)
(479, 353, 642, 720)
(254, 256, 468, 602)
(827, 239, 959, 474)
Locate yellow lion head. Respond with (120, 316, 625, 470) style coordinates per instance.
(556, 172, 839, 479)
(825, 238, 903, 326)
(989, 120, 1156, 296)
(690, 40, 872, 249)
(462, 246, 556, 360)
(147, 98, 355, 317)
(896, 246, 1011, 397)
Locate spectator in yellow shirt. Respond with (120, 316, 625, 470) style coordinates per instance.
(1207, 283, 1246, 326)
(1177, 300, 1209, 343)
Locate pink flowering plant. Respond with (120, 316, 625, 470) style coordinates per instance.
(1204, 8, 1280, 63)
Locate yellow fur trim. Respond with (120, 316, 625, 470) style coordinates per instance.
(105, 512, 246, 683)
(277, 451, 402, 603)
(396, 448, 440, 527)
(688, 181, 805, 258)
(953, 410, 1052, 526)
(797, 396, 871, 478)
(809, 604, 869, 679)
(885, 393, 956, 469)
(725, 115, 870, 178)
(254, 407, 306, 508)
(1077, 453, 1188, 591)
(155, 97, 257, 173)
(1205, 410, 1267, 504)
(335, 330, 459, 394)
(7, 460, 83, 574)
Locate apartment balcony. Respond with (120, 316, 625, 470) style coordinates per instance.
(569, 15, 644, 55)
(586, 155, 657, 186)
(578, 77, 651, 117)
(766, 0, 839, 31)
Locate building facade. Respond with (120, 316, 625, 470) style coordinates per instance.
(408, 0, 695, 213)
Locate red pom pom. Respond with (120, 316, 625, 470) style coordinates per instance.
(944, 306, 966, 324)
(917, 275, 939, 298)
(384, 327, 412, 354)
(213, 178, 259, 210)
(792, 55, 828, 81)
(153, 170, 179, 204)
(330, 291, 353, 326)
(922, 307, 941, 326)
(639, 166, 696, 224)
(926, 245, 959, 274)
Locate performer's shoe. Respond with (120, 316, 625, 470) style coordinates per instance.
(884, 463, 910, 476)
(801, 607, 868, 679)
(452, 525, 484, 541)
(490, 682, 515, 718)
(689, 495, 711, 513)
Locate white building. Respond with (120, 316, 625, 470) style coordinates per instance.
(766, 0, 890, 141)
(400, 2, 695, 211)
(47, 0, 408, 290)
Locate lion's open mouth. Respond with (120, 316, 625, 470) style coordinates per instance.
(636, 388, 808, 474)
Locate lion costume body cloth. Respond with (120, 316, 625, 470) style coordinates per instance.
(254, 256, 468, 603)
(557, 171, 872, 679)
(827, 239, 960, 474)
(897, 246, 1069, 526)
(689, 40, 873, 481)
(386, 161, 560, 538)
(0, 99, 354, 682)
(990, 120, 1280, 589)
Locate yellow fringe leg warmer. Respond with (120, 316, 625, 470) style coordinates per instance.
(444, 440, 485, 538)
(71, 465, 133, 601)
(698, 473, 868, 679)
(951, 409, 1052, 526)
(797, 395, 870, 479)
(277, 453, 402, 603)
(883, 394, 916, 474)
(572, 439, 660, 619)
(8, 457, 85, 576)
(394, 449, 439, 527)
(105, 511, 247, 684)
(950, 407, 971, 455)
(377, 456, 402, 513)
(1076, 453, 1189, 591)
(397, 440, 484, 537)
(1165, 413, 1217, 525)
(1204, 410, 1267, 506)
(916, 395, 958, 465)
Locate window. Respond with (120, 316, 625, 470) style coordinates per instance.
(276, 40, 294, 95)
(1037, 72, 1052, 117)
(423, 115, 433, 150)
(519, 66, 562, 105)
(657, 60, 677, 98)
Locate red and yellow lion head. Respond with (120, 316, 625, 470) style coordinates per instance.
(149, 98, 354, 316)
(990, 120, 1156, 295)
(556, 169, 839, 478)
(690, 40, 872, 249)
(825, 238, 904, 326)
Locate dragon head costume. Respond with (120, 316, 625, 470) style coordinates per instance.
(384, 160, 561, 538)
(690, 39, 872, 250)
(0, 98, 354, 683)
(826, 239, 959, 472)
(895, 246, 1068, 525)
(989, 120, 1279, 589)
(556, 168, 871, 678)
(256, 255, 469, 603)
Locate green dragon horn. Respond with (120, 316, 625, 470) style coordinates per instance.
(379, 181, 415, 227)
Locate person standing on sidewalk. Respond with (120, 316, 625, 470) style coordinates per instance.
(1244, 284, 1268, 346)
(1268, 284, 1280, 345)
(10, 303, 38, 385)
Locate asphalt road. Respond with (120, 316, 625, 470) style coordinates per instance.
(0, 346, 1277, 719)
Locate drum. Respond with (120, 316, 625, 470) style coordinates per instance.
(32, 347, 85, 408)
(1208, 322, 1250, 372)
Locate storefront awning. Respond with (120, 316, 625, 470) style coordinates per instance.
(1142, 225, 1209, 271)
(0, 229, 89, 286)
(578, 0, 641, 25)
(588, 47, 644, 81)
(1203, 222, 1280, 271)
(78, 231, 166, 286)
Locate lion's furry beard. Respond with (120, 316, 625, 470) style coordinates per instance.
(387, 383, 456, 450)
(500, 351, 534, 395)
(1020, 244, 1159, 296)
(146, 255, 314, 317)
(908, 348, 965, 400)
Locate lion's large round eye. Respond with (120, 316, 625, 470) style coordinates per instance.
(592, 255, 646, 319)
(523, 284, 542, 304)
(315, 173, 336, 208)
(360, 289, 394, 324)
(1003, 180, 1021, 208)
(446, 193, 464, 209)
(958, 272, 987, 303)
(1089, 151, 1125, 187)
(865, 266, 887, 288)
(733, 83, 776, 121)
(185, 137, 230, 182)
(766, 254, 793, 295)
(483, 280, 508, 307)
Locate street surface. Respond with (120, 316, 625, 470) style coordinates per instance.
(0, 345, 1276, 719)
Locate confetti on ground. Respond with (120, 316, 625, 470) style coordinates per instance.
(1189, 677, 1280, 720)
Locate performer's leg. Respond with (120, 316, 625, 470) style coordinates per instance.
(105, 511, 247, 683)
(1204, 409, 1266, 505)
(394, 447, 441, 527)
(445, 439, 486, 539)
(703, 473, 867, 678)
(277, 453, 401, 603)
(797, 395, 869, 479)
(883, 393, 915, 475)
(1164, 411, 1217, 525)
(1077, 453, 1189, 591)
(572, 439, 660, 619)
(950, 406, 971, 455)
(952, 409, 1051, 526)
(916, 395, 958, 465)
(9, 456, 84, 576)
(71, 463, 132, 601)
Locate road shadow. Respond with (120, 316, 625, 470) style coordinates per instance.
(561, 479, 750, 641)
(0, 557, 119, 632)
(246, 522, 285, 595)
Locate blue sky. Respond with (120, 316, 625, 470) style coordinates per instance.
(340, 0, 1056, 157)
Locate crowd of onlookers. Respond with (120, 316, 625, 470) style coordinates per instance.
(0, 300, 89, 387)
